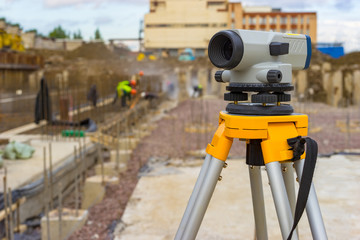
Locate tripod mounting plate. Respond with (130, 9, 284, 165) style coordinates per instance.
(206, 111, 308, 162)
(226, 82, 294, 92)
(226, 103, 293, 115)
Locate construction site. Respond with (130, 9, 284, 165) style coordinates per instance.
(1, 1, 360, 240)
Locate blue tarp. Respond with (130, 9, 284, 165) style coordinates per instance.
(317, 46, 344, 59)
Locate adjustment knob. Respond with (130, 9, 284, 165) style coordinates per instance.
(274, 92, 291, 102)
(267, 70, 282, 83)
(215, 71, 224, 82)
(224, 92, 248, 101)
(251, 92, 277, 103)
(214, 70, 231, 83)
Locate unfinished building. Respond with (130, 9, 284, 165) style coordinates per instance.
(144, 0, 317, 55)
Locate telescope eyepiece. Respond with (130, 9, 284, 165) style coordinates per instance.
(208, 30, 244, 70)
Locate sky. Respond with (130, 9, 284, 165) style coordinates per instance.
(0, 0, 360, 53)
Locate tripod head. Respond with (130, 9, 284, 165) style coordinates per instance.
(208, 30, 312, 115)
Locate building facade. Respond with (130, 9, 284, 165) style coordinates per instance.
(144, 0, 317, 55)
(229, 4, 317, 40)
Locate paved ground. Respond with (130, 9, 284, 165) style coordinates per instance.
(114, 155, 360, 240)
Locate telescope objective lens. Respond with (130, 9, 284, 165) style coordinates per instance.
(208, 30, 244, 70)
(223, 40, 233, 60)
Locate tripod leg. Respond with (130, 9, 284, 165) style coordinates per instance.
(249, 166, 268, 240)
(281, 162, 299, 239)
(281, 162, 296, 214)
(294, 159, 327, 239)
(175, 154, 211, 238)
(175, 155, 225, 240)
(266, 161, 298, 240)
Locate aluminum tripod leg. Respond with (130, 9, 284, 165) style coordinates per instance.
(249, 166, 268, 240)
(175, 154, 211, 238)
(281, 162, 296, 214)
(266, 161, 298, 240)
(294, 159, 327, 239)
(281, 162, 299, 238)
(175, 155, 224, 240)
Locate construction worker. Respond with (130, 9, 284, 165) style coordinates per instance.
(130, 79, 137, 90)
(193, 84, 203, 98)
(113, 81, 132, 107)
(87, 84, 98, 107)
(136, 70, 144, 88)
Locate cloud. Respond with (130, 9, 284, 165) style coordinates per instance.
(43, 0, 101, 8)
(319, 19, 360, 52)
(239, 0, 331, 9)
(45, 19, 87, 30)
(334, 0, 353, 11)
(43, 0, 147, 8)
(94, 16, 113, 25)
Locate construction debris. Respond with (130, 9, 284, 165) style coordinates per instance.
(2, 141, 35, 160)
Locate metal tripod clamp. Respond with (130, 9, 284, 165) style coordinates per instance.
(206, 111, 307, 163)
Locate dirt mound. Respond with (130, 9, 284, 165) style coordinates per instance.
(65, 42, 117, 60)
(310, 46, 332, 65)
(331, 51, 360, 67)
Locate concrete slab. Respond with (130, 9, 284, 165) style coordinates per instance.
(131, 129, 152, 139)
(0, 135, 91, 192)
(41, 208, 88, 240)
(94, 161, 127, 177)
(109, 150, 132, 164)
(81, 175, 119, 209)
(115, 155, 360, 239)
(0, 121, 46, 138)
(118, 138, 139, 150)
(90, 135, 139, 150)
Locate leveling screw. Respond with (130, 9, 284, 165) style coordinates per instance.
(282, 166, 287, 172)
(223, 162, 228, 168)
(218, 176, 223, 181)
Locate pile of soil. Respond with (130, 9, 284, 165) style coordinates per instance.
(330, 51, 360, 67)
(310, 46, 332, 65)
(65, 42, 117, 60)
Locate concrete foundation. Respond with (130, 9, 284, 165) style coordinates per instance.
(110, 150, 132, 164)
(94, 161, 127, 177)
(354, 70, 360, 105)
(81, 175, 118, 209)
(131, 129, 151, 138)
(138, 123, 157, 132)
(332, 70, 343, 107)
(90, 135, 139, 149)
(0, 135, 97, 222)
(117, 138, 139, 150)
(41, 208, 88, 240)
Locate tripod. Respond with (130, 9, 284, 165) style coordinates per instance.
(175, 111, 327, 240)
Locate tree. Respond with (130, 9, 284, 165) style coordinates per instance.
(49, 25, 69, 39)
(26, 29, 38, 34)
(73, 30, 83, 39)
(94, 28, 102, 40)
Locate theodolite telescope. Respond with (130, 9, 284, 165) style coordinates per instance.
(208, 29, 312, 115)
